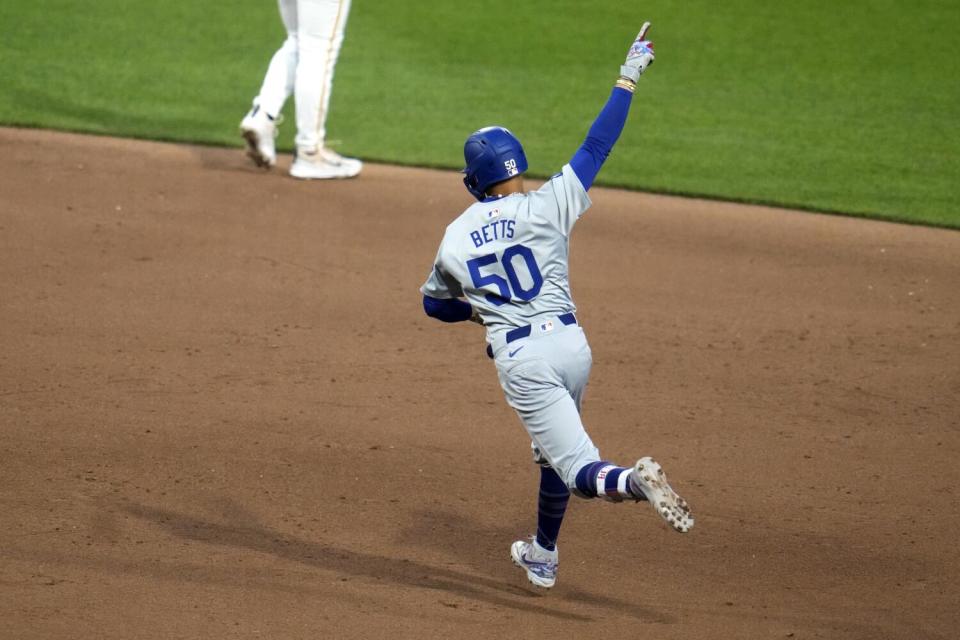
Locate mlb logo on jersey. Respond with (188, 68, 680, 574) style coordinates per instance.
(539, 320, 555, 332)
(504, 158, 518, 177)
(488, 208, 501, 219)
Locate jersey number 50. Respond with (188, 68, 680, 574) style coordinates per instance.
(467, 244, 543, 306)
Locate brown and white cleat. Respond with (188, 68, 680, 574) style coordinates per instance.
(239, 104, 279, 169)
(630, 456, 694, 533)
(290, 147, 362, 180)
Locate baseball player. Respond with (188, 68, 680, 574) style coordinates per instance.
(240, 0, 361, 179)
(419, 24, 694, 590)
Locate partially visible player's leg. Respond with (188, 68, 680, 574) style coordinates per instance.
(512, 379, 641, 502)
(293, 0, 347, 151)
(289, 0, 361, 179)
(571, 458, 693, 532)
(500, 349, 587, 589)
(511, 452, 567, 589)
(241, 0, 299, 168)
(535, 464, 569, 551)
(508, 375, 601, 488)
(500, 329, 694, 530)
(498, 332, 601, 488)
(258, 0, 299, 117)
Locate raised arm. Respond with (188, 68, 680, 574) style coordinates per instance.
(569, 23, 656, 191)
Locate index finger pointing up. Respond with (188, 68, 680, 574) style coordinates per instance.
(637, 21, 652, 41)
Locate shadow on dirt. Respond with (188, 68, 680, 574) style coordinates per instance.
(395, 507, 676, 620)
(121, 500, 672, 623)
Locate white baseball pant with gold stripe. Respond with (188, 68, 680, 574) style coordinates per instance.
(252, 0, 352, 152)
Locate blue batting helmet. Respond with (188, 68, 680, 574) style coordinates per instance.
(462, 126, 528, 201)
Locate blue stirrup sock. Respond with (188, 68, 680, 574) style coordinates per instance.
(535, 466, 570, 551)
(575, 460, 647, 501)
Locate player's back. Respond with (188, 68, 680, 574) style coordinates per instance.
(434, 164, 591, 338)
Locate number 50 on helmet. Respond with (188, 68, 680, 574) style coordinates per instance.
(462, 126, 528, 201)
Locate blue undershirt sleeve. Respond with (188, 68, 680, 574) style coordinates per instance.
(569, 86, 634, 191)
(422, 295, 474, 323)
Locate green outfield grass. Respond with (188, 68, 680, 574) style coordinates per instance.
(1, 0, 958, 227)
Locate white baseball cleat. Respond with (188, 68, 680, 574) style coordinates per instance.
(630, 456, 694, 533)
(290, 147, 362, 180)
(240, 105, 279, 168)
(510, 538, 558, 589)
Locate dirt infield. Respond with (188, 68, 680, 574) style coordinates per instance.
(1, 127, 958, 639)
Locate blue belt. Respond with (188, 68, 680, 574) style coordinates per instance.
(506, 312, 578, 343)
(486, 313, 578, 359)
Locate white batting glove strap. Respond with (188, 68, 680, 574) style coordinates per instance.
(621, 22, 655, 82)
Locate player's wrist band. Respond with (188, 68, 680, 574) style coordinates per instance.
(615, 77, 637, 92)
